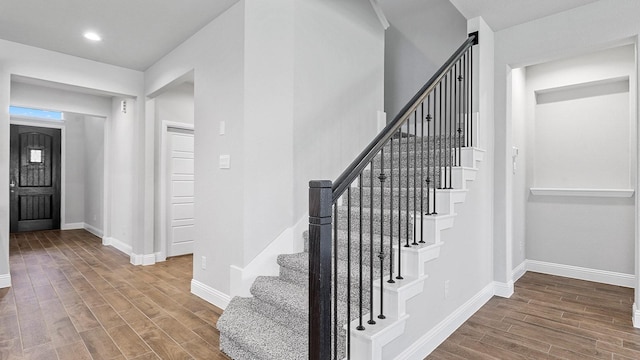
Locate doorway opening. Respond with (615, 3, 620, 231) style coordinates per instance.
(150, 71, 195, 261)
(9, 124, 61, 232)
(510, 44, 636, 286)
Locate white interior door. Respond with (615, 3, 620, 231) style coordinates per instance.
(167, 128, 195, 257)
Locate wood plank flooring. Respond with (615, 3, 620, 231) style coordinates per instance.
(427, 272, 639, 360)
(2, 229, 230, 360)
(5, 229, 639, 359)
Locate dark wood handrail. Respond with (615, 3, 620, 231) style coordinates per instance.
(331, 32, 478, 202)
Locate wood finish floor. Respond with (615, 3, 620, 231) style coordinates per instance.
(5, 230, 639, 360)
(2, 229, 229, 360)
(427, 272, 639, 360)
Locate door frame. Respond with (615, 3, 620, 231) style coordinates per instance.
(158, 120, 195, 261)
(9, 118, 67, 231)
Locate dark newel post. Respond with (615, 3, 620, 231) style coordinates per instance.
(309, 180, 333, 360)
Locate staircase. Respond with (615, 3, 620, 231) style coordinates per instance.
(217, 33, 479, 359)
(217, 141, 484, 359)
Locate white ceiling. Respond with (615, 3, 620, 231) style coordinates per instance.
(0, 0, 602, 72)
(0, 0, 239, 71)
(448, 0, 602, 31)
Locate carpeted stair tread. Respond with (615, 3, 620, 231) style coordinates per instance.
(217, 297, 307, 360)
(251, 276, 308, 318)
(278, 252, 383, 282)
(304, 229, 432, 262)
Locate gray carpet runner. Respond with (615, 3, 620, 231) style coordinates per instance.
(217, 135, 458, 359)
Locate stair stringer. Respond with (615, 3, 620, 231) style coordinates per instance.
(347, 147, 484, 360)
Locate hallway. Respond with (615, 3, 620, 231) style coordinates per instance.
(2, 230, 228, 359)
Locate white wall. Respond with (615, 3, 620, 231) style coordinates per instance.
(380, 0, 467, 118)
(152, 82, 195, 255)
(385, 16, 495, 357)
(108, 98, 137, 249)
(520, 46, 635, 275)
(145, 0, 384, 300)
(63, 115, 86, 225)
(146, 1, 246, 295)
(154, 82, 194, 125)
(0, 38, 144, 280)
(292, 0, 385, 218)
(9, 82, 110, 233)
(244, 0, 295, 263)
(84, 116, 105, 234)
(511, 67, 527, 268)
(492, 0, 640, 305)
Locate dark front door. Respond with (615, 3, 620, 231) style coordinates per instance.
(10, 125, 61, 232)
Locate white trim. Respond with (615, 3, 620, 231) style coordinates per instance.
(154, 252, 164, 263)
(10, 118, 66, 231)
(61, 222, 83, 230)
(394, 283, 494, 360)
(191, 279, 231, 310)
(530, 187, 635, 198)
(230, 214, 307, 297)
(633, 303, 640, 328)
(512, 261, 527, 282)
(0, 274, 11, 288)
(493, 281, 514, 298)
(130, 253, 156, 266)
(526, 260, 635, 288)
(159, 121, 195, 261)
(83, 223, 103, 238)
(103, 113, 111, 256)
(369, 0, 390, 30)
(102, 236, 132, 256)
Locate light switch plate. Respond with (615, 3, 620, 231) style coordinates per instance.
(219, 155, 230, 169)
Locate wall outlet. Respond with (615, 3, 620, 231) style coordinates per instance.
(201, 256, 207, 270)
(444, 280, 450, 299)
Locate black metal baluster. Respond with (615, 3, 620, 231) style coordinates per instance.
(396, 130, 403, 280)
(464, 52, 468, 148)
(347, 196, 353, 359)
(357, 174, 364, 331)
(419, 101, 425, 243)
(453, 63, 458, 167)
(426, 96, 432, 215)
(333, 203, 338, 360)
(470, 46, 474, 147)
(412, 110, 418, 246)
(448, 70, 453, 189)
(405, 117, 410, 248)
(433, 85, 438, 215)
(388, 141, 395, 284)
(378, 149, 386, 319)
(457, 59, 463, 166)
(368, 160, 376, 326)
(442, 77, 448, 190)
(438, 82, 443, 191)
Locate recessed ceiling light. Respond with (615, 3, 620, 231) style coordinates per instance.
(84, 32, 102, 42)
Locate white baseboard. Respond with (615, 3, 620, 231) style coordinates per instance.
(229, 214, 307, 297)
(526, 260, 634, 288)
(0, 274, 11, 288)
(633, 303, 640, 328)
(394, 283, 494, 360)
(191, 279, 231, 310)
(130, 253, 156, 266)
(493, 280, 514, 298)
(512, 261, 527, 283)
(61, 222, 84, 230)
(102, 237, 132, 256)
(83, 223, 103, 238)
